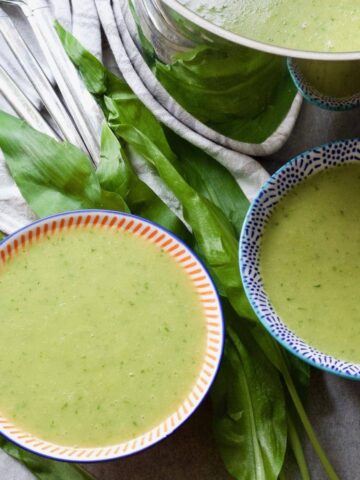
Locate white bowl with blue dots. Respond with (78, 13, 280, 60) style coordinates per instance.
(288, 59, 360, 111)
(240, 139, 360, 380)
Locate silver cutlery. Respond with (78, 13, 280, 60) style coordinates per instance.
(0, 63, 59, 139)
(0, 1, 106, 234)
(0, 0, 103, 166)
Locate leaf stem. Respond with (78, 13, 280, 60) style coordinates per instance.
(279, 349, 339, 480)
(287, 414, 311, 480)
(227, 326, 268, 479)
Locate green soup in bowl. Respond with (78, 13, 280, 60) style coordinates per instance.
(240, 139, 360, 379)
(0, 211, 223, 461)
(178, 0, 360, 53)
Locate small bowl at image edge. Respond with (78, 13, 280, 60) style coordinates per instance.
(0, 210, 224, 462)
(240, 139, 360, 380)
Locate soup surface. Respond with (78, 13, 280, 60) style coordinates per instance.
(261, 163, 360, 363)
(179, 0, 360, 52)
(0, 226, 207, 447)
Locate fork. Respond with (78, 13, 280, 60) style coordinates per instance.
(0, 7, 95, 152)
(0, 63, 59, 139)
(0, 0, 103, 166)
(0, 2, 105, 234)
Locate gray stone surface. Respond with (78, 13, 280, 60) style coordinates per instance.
(84, 102, 360, 479)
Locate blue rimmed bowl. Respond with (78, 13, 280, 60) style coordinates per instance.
(288, 58, 360, 111)
(240, 139, 360, 380)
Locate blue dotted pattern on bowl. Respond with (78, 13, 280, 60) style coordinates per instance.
(288, 58, 360, 112)
(240, 139, 360, 380)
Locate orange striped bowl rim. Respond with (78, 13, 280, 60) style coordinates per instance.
(0, 210, 224, 462)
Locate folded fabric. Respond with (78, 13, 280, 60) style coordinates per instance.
(0, 5, 44, 106)
(0, 451, 34, 480)
(116, 0, 303, 157)
(97, 0, 269, 202)
(0, 0, 100, 104)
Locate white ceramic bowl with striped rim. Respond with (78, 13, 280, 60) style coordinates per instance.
(0, 210, 224, 462)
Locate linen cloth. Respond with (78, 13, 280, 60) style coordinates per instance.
(0, 0, 304, 236)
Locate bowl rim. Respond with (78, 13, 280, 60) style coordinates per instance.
(161, 0, 360, 61)
(287, 58, 360, 111)
(0, 209, 224, 462)
(239, 138, 360, 381)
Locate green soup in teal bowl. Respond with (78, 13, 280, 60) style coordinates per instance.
(240, 139, 360, 379)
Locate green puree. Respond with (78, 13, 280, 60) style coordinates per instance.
(180, 0, 360, 52)
(0, 227, 207, 447)
(261, 163, 360, 363)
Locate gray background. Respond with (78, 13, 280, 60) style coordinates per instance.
(83, 103, 360, 479)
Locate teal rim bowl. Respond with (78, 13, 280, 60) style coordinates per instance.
(240, 139, 360, 380)
(288, 58, 360, 111)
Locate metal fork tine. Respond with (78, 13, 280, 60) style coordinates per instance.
(0, 63, 59, 139)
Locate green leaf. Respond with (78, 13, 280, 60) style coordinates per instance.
(56, 21, 173, 161)
(164, 128, 249, 236)
(151, 45, 297, 143)
(56, 23, 106, 96)
(0, 112, 128, 217)
(97, 122, 132, 198)
(0, 109, 187, 239)
(212, 303, 287, 480)
(0, 437, 95, 480)
(56, 22, 187, 240)
(286, 408, 311, 480)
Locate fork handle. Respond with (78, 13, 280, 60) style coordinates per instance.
(21, 3, 102, 165)
(0, 14, 92, 151)
(0, 63, 58, 139)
